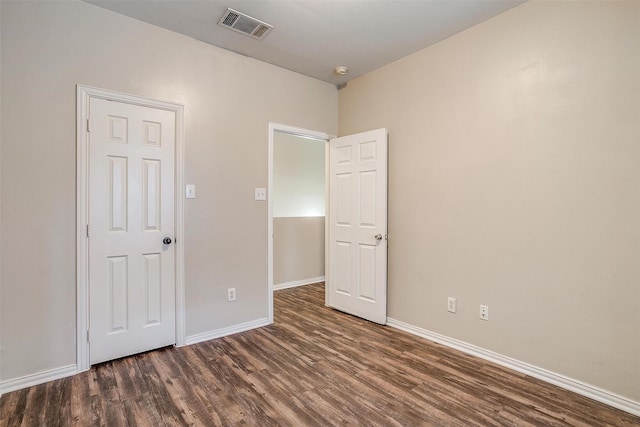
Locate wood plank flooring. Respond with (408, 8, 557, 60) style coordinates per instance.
(1, 283, 638, 426)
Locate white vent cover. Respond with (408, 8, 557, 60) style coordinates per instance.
(218, 8, 273, 40)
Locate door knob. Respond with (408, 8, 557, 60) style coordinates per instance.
(163, 237, 172, 245)
(374, 234, 383, 241)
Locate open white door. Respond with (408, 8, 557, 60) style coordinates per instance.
(328, 128, 387, 324)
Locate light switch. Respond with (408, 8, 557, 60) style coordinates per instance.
(254, 187, 267, 201)
(186, 184, 195, 199)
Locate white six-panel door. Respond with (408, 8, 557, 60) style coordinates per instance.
(89, 97, 176, 364)
(328, 128, 388, 324)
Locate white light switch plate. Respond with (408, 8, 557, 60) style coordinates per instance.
(186, 184, 195, 199)
(254, 187, 267, 201)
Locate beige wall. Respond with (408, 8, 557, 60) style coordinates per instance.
(0, 0, 337, 381)
(274, 217, 325, 286)
(339, 0, 640, 403)
(273, 132, 325, 218)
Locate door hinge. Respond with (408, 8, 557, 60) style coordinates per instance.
(87, 330, 90, 343)
(86, 224, 90, 238)
(86, 118, 90, 132)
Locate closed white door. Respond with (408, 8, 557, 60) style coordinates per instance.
(328, 128, 388, 324)
(89, 97, 176, 364)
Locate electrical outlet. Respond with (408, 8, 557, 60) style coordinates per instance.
(479, 304, 489, 321)
(254, 188, 266, 201)
(447, 297, 457, 313)
(227, 288, 236, 302)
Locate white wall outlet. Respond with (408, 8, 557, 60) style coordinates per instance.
(186, 184, 195, 199)
(447, 297, 457, 313)
(254, 187, 267, 201)
(227, 288, 236, 302)
(480, 304, 489, 321)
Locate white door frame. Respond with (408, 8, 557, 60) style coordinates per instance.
(267, 122, 334, 322)
(76, 85, 185, 372)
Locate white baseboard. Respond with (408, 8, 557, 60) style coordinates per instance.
(273, 276, 325, 291)
(1, 318, 272, 395)
(0, 364, 78, 396)
(185, 317, 271, 346)
(386, 318, 640, 417)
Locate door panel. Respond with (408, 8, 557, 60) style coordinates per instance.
(89, 97, 176, 364)
(328, 128, 387, 324)
(143, 253, 162, 325)
(142, 159, 161, 231)
(108, 255, 129, 332)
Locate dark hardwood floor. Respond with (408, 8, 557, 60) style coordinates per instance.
(1, 283, 638, 426)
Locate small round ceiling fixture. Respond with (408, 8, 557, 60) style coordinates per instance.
(334, 66, 349, 76)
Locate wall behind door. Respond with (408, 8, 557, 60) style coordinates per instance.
(273, 132, 326, 287)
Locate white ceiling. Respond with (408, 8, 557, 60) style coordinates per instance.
(84, 0, 525, 87)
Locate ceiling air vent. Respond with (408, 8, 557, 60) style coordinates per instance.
(218, 8, 273, 40)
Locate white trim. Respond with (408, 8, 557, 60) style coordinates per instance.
(174, 95, 186, 348)
(273, 276, 325, 291)
(0, 365, 78, 395)
(267, 123, 333, 324)
(76, 87, 90, 371)
(76, 85, 186, 371)
(387, 317, 640, 417)
(185, 318, 271, 346)
(324, 141, 330, 307)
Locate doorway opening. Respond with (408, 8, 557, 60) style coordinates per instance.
(267, 123, 332, 322)
(268, 124, 389, 325)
